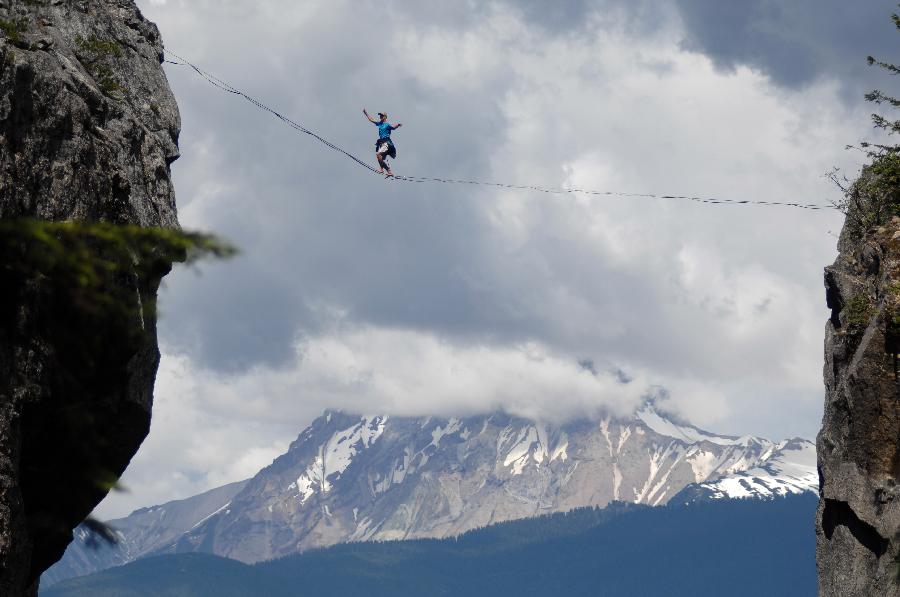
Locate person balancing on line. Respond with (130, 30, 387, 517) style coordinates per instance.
(363, 109, 402, 177)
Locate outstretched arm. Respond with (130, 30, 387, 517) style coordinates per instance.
(363, 109, 376, 123)
(392, 123, 403, 130)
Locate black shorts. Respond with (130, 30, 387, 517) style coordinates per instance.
(376, 138, 397, 159)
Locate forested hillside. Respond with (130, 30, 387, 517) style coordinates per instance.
(44, 494, 816, 597)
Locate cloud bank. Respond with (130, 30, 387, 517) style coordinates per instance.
(97, 0, 891, 517)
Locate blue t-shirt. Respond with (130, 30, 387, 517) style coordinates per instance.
(375, 121, 394, 139)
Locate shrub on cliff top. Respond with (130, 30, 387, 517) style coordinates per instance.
(833, 7, 900, 233)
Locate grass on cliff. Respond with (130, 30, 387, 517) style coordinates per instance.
(844, 293, 877, 329)
(74, 34, 126, 98)
(0, 17, 28, 45)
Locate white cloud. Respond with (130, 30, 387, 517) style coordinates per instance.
(97, 332, 649, 518)
(94, 353, 290, 518)
(110, 0, 872, 516)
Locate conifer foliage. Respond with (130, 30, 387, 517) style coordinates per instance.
(833, 6, 900, 231)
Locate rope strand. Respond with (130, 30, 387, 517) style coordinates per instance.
(163, 49, 835, 212)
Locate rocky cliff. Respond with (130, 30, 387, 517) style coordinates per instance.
(0, 1, 179, 595)
(818, 195, 900, 594)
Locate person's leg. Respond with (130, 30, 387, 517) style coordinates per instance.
(383, 141, 395, 176)
(375, 139, 386, 173)
(376, 142, 393, 176)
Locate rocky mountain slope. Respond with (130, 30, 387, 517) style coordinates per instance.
(817, 206, 900, 594)
(41, 481, 248, 587)
(0, 1, 180, 595)
(47, 406, 816, 583)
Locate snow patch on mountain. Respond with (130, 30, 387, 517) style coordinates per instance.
(675, 438, 817, 503)
(502, 426, 539, 475)
(636, 407, 757, 446)
(430, 418, 463, 448)
(290, 415, 388, 503)
(191, 501, 232, 530)
(498, 423, 565, 475)
(686, 448, 722, 482)
(701, 439, 817, 499)
(551, 435, 569, 462)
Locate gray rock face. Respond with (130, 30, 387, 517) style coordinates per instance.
(49, 407, 816, 579)
(0, 0, 180, 225)
(0, 2, 179, 595)
(817, 210, 900, 596)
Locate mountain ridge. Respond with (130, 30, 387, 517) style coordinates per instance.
(46, 406, 816, 585)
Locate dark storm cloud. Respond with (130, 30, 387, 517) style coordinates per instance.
(501, 0, 898, 95)
(161, 260, 315, 371)
(674, 0, 899, 92)
(498, 0, 667, 38)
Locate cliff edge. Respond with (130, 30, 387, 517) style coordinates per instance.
(0, 1, 180, 595)
(818, 183, 900, 595)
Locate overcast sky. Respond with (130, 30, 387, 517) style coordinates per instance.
(97, 0, 897, 518)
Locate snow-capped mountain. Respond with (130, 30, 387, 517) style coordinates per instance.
(673, 438, 817, 503)
(46, 407, 816, 584)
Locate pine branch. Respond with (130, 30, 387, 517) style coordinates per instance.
(868, 56, 900, 76)
(871, 113, 900, 135)
(866, 90, 900, 107)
